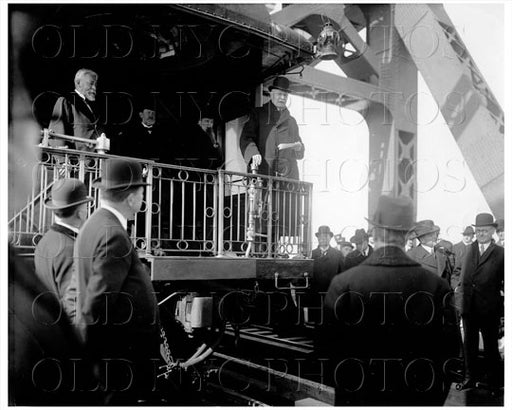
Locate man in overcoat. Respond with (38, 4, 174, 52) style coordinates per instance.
(343, 228, 373, 270)
(459, 213, 504, 390)
(407, 220, 453, 287)
(49, 68, 102, 150)
(311, 225, 345, 293)
(240, 76, 304, 180)
(321, 196, 460, 406)
(73, 158, 160, 404)
(34, 178, 92, 315)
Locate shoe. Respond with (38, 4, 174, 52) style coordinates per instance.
(457, 378, 476, 390)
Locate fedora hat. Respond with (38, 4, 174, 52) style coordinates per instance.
(412, 220, 440, 238)
(350, 228, 369, 244)
(44, 178, 93, 210)
(462, 226, 475, 236)
(365, 195, 414, 233)
(315, 225, 334, 237)
(93, 158, 149, 190)
(335, 235, 354, 249)
(268, 76, 291, 93)
(472, 213, 498, 228)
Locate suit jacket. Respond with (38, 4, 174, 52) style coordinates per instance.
(321, 246, 460, 405)
(240, 101, 304, 179)
(407, 244, 452, 286)
(343, 245, 373, 270)
(112, 121, 169, 162)
(34, 224, 77, 314)
(49, 91, 101, 151)
(461, 241, 504, 317)
(311, 246, 344, 293)
(9, 246, 94, 405)
(74, 208, 160, 362)
(452, 241, 470, 289)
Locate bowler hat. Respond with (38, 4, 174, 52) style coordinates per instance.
(315, 225, 333, 237)
(472, 213, 498, 228)
(462, 226, 475, 236)
(350, 228, 369, 244)
(93, 158, 149, 190)
(412, 220, 440, 238)
(365, 195, 414, 233)
(495, 218, 504, 233)
(268, 76, 291, 93)
(44, 178, 93, 210)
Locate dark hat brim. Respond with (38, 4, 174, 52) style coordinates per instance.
(365, 217, 411, 232)
(472, 222, 498, 228)
(44, 196, 94, 210)
(315, 232, 334, 237)
(92, 176, 150, 190)
(269, 85, 291, 93)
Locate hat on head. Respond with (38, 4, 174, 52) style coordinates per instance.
(93, 158, 149, 190)
(411, 220, 440, 238)
(472, 213, 498, 228)
(365, 195, 415, 233)
(462, 226, 475, 236)
(44, 178, 93, 210)
(350, 228, 369, 244)
(137, 97, 156, 113)
(315, 225, 334, 238)
(335, 235, 354, 249)
(495, 218, 504, 233)
(268, 76, 291, 93)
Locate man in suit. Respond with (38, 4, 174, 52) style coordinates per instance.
(344, 228, 373, 270)
(311, 225, 344, 293)
(49, 68, 102, 150)
(321, 196, 460, 406)
(34, 178, 92, 316)
(240, 76, 305, 180)
(407, 220, 453, 287)
(112, 101, 168, 162)
(73, 158, 161, 404)
(459, 213, 504, 390)
(452, 226, 475, 288)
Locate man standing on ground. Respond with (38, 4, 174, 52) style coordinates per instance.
(344, 228, 373, 270)
(459, 213, 504, 390)
(34, 178, 92, 316)
(74, 158, 160, 404)
(321, 196, 460, 405)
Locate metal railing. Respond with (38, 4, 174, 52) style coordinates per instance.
(9, 146, 313, 258)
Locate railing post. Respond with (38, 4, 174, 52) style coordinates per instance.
(217, 169, 225, 256)
(212, 172, 218, 255)
(267, 178, 273, 258)
(145, 162, 153, 257)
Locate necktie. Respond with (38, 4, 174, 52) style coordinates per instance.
(480, 244, 485, 255)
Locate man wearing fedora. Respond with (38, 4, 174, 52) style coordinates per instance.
(73, 158, 161, 404)
(34, 178, 93, 312)
(321, 196, 460, 405)
(344, 228, 373, 270)
(240, 76, 304, 180)
(407, 220, 453, 287)
(459, 213, 504, 390)
(334, 234, 354, 258)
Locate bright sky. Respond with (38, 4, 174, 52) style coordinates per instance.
(289, 3, 504, 244)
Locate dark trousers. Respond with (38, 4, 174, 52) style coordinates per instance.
(463, 313, 501, 384)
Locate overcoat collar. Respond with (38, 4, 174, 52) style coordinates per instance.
(474, 240, 497, 267)
(361, 246, 420, 267)
(49, 223, 78, 240)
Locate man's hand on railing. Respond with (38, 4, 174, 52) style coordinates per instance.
(251, 154, 262, 167)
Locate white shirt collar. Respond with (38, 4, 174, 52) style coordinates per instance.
(478, 241, 491, 253)
(421, 244, 434, 254)
(141, 122, 153, 129)
(101, 204, 128, 230)
(54, 219, 80, 234)
(75, 89, 87, 101)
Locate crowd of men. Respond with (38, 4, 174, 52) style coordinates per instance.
(311, 206, 504, 404)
